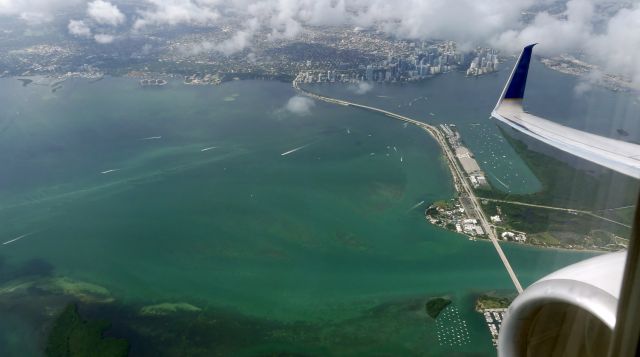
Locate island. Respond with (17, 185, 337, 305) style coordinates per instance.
(425, 297, 452, 319)
(475, 294, 514, 312)
(425, 123, 632, 252)
(475, 293, 515, 347)
(46, 303, 129, 357)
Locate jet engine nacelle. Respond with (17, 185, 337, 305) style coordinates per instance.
(498, 251, 626, 357)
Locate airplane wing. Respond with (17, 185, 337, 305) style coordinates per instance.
(491, 44, 640, 179)
(494, 45, 640, 357)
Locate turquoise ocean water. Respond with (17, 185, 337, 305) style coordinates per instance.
(0, 65, 630, 355)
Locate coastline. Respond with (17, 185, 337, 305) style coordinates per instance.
(427, 218, 604, 254)
(476, 234, 604, 255)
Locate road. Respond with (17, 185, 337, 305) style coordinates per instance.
(294, 77, 524, 294)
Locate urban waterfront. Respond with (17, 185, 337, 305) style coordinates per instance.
(0, 71, 618, 355)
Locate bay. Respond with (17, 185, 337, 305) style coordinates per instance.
(0, 74, 606, 356)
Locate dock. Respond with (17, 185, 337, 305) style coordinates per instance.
(483, 308, 507, 346)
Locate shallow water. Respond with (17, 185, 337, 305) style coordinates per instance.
(0, 75, 608, 355)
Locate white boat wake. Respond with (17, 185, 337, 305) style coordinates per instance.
(201, 146, 217, 152)
(281, 144, 309, 156)
(408, 200, 425, 211)
(491, 173, 510, 189)
(3, 232, 35, 245)
(101, 169, 120, 174)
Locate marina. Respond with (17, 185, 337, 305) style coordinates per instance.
(440, 124, 489, 190)
(482, 308, 507, 346)
(435, 305, 471, 347)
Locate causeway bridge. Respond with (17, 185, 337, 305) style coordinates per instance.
(294, 76, 524, 294)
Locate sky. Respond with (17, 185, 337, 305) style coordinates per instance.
(1, 0, 639, 83)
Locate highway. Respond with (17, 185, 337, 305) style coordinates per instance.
(294, 76, 524, 294)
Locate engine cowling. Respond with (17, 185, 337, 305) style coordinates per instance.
(498, 251, 626, 357)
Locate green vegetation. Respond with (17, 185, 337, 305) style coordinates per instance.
(426, 199, 458, 218)
(486, 201, 628, 236)
(474, 130, 637, 250)
(478, 130, 639, 213)
(425, 297, 452, 319)
(483, 200, 629, 250)
(528, 232, 561, 246)
(46, 304, 129, 357)
(475, 294, 515, 311)
(595, 207, 636, 226)
(433, 200, 449, 209)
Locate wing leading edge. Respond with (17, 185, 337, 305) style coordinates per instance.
(491, 44, 640, 179)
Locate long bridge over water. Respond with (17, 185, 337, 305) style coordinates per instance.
(293, 76, 524, 294)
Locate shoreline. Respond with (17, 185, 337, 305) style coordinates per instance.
(428, 217, 604, 254)
(476, 234, 604, 254)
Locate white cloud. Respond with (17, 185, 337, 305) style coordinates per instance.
(3, 0, 639, 83)
(133, 0, 221, 30)
(284, 96, 315, 115)
(490, 0, 593, 55)
(236, 0, 639, 84)
(351, 0, 539, 49)
(574, 69, 609, 95)
(574, 80, 593, 96)
(87, 0, 125, 26)
(132, 0, 538, 55)
(349, 81, 374, 95)
(182, 18, 259, 56)
(19, 11, 52, 25)
(94, 33, 116, 44)
(68, 19, 92, 38)
(214, 28, 254, 55)
(490, 0, 640, 85)
(0, 0, 81, 24)
(590, 5, 640, 85)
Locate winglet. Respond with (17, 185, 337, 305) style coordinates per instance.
(494, 44, 536, 110)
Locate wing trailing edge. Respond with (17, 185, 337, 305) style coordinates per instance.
(491, 44, 640, 179)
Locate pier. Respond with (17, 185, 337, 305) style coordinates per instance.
(294, 76, 524, 294)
